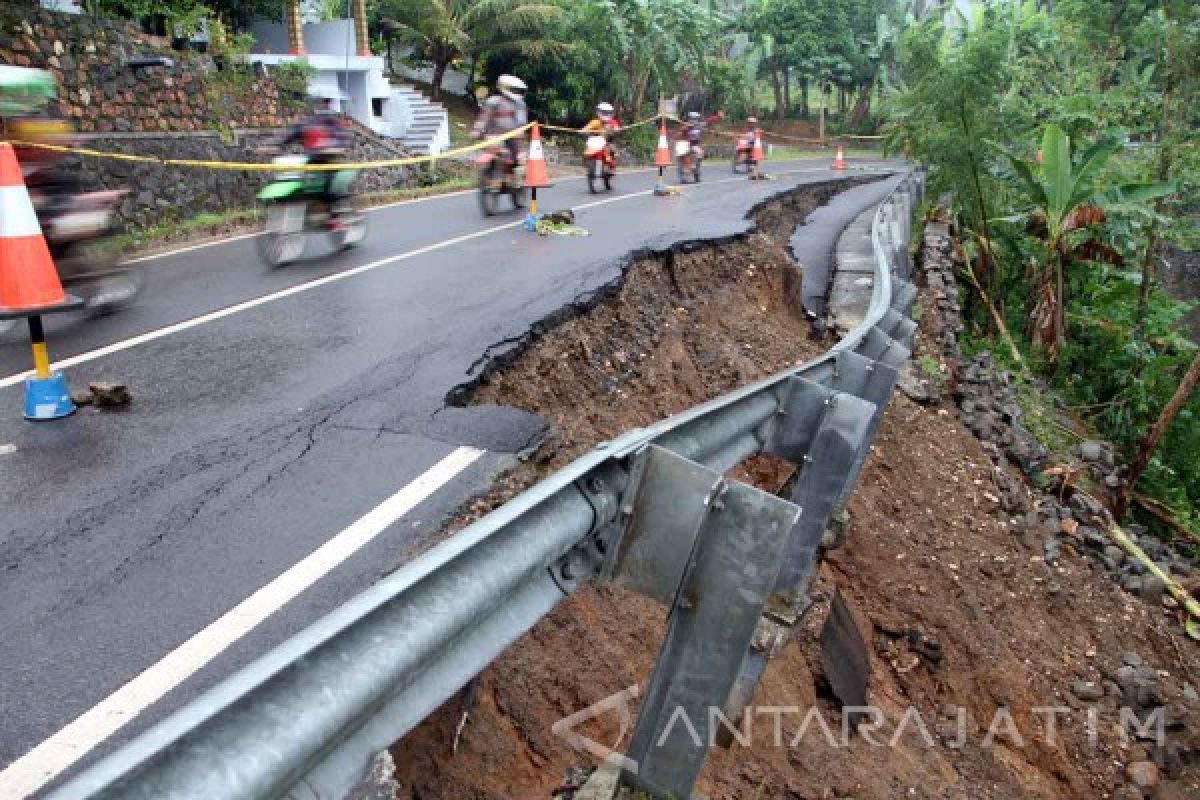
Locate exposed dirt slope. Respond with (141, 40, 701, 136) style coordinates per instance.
(390, 186, 1199, 800)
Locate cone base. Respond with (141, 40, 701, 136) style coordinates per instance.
(24, 372, 76, 421)
(523, 212, 539, 232)
(0, 294, 85, 321)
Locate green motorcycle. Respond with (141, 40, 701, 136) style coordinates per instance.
(255, 155, 366, 267)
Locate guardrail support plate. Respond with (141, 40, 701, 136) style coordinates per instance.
(715, 393, 875, 745)
(608, 445, 724, 605)
(621, 479, 800, 798)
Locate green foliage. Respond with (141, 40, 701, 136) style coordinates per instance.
(376, 0, 567, 96)
(891, 0, 1200, 527)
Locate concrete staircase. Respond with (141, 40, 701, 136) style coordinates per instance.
(389, 85, 450, 156)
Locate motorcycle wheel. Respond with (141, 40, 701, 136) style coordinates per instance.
(603, 172, 613, 191)
(257, 231, 306, 267)
(479, 165, 502, 216)
(694, 161, 702, 183)
(258, 202, 307, 267)
(677, 159, 688, 185)
(86, 265, 146, 316)
(57, 238, 146, 314)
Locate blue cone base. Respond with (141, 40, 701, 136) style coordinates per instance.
(653, 182, 669, 196)
(523, 212, 539, 232)
(24, 372, 76, 421)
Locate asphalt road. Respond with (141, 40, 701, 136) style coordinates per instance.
(0, 158, 899, 796)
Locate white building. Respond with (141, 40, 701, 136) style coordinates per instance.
(247, 18, 449, 155)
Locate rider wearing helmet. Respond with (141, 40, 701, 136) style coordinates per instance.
(472, 74, 528, 168)
(581, 101, 620, 166)
(738, 116, 759, 154)
(274, 96, 352, 204)
(680, 111, 706, 164)
(582, 102, 620, 134)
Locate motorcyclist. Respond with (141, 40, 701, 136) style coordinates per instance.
(472, 74, 528, 173)
(0, 68, 80, 215)
(272, 96, 351, 206)
(737, 116, 759, 155)
(581, 101, 620, 168)
(681, 111, 705, 159)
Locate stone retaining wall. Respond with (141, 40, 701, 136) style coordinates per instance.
(0, 7, 297, 132)
(64, 127, 419, 229)
(1, 9, 425, 228)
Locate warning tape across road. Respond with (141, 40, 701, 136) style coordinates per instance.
(5, 123, 538, 172)
(7, 112, 885, 172)
(4, 111, 670, 172)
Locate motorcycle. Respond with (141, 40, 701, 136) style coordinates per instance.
(583, 135, 615, 194)
(476, 143, 528, 216)
(732, 133, 757, 174)
(0, 188, 140, 337)
(255, 155, 366, 268)
(676, 140, 703, 184)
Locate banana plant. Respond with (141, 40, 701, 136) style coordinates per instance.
(994, 124, 1174, 361)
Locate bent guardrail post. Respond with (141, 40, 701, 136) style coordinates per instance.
(617, 461, 801, 798)
(716, 388, 876, 748)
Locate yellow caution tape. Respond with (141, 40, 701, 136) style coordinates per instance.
(540, 114, 667, 135)
(6, 112, 881, 171)
(5, 123, 535, 172)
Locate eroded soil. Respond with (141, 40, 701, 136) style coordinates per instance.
(390, 185, 1200, 800)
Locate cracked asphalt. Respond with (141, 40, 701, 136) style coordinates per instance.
(0, 157, 899, 790)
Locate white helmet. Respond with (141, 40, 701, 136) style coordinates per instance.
(596, 101, 615, 119)
(497, 74, 527, 101)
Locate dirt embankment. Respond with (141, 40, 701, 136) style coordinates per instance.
(390, 183, 1199, 800)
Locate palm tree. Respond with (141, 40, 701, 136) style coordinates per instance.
(380, 0, 565, 97)
(996, 125, 1173, 361)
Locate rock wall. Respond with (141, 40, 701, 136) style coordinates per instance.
(0, 8, 296, 132)
(1, 8, 422, 229)
(63, 127, 418, 228)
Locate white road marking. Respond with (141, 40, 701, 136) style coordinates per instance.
(0, 445, 483, 799)
(0, 164, 867, 392)
(0, 443, 15, 456)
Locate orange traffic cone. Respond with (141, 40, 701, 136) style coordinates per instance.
(0, 142, 80, 419)
(749, 129, 765, 180)
(524, 123, 551, 230)
(0, 143, 71, 315)
(654, 118, 672, 195)
(832, 144, 848, 171)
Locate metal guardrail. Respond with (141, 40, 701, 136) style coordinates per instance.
(49, 170, 924, 800)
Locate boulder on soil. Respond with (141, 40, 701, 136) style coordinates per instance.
(1125, 760, 1159, 791)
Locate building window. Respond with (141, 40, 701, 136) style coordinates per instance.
(372, 97, 385, 118)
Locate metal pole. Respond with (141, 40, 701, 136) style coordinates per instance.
(28, 315, 50, 380)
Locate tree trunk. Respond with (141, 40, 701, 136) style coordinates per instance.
(431, 59, 447, 98)
(848, 76, 875, 128)
(1113, 350, 1200, 519)
(1135, 5, 1176, 339)
(782, 64, 791, 117)
(769, 62, 784, 120)
(800, 78, 809, 118)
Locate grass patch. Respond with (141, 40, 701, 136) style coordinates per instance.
(105, 174, 477, 260)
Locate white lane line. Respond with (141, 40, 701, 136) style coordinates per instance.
(0, 445, 483, 799)
(120, 169, 631, 265)
(0, 163, 851, 390)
